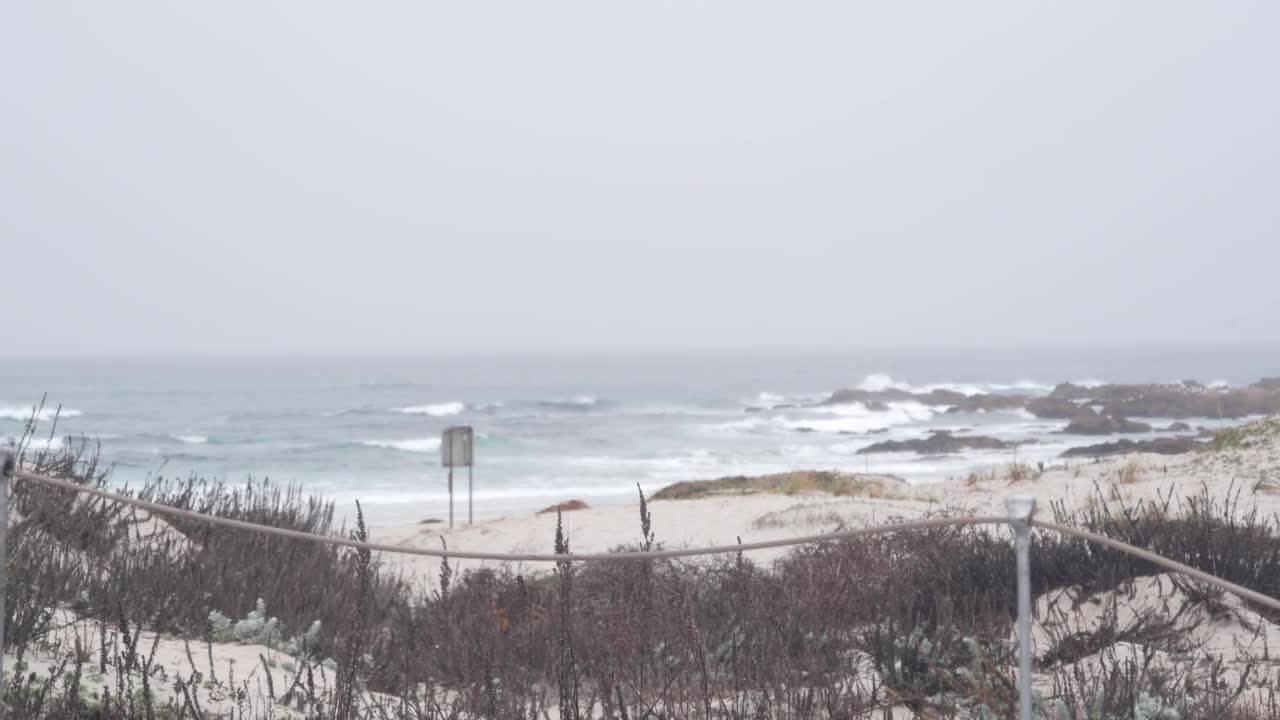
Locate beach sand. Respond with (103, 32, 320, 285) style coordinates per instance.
(9, 417, 1280, 715)
(367, 427, 1280, 592)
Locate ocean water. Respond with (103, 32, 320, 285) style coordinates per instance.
(2, 346, 1277, 520)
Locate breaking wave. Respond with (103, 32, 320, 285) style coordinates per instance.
(2, 436, 65, 451)
(0, 406, 84, 422)
(701, 401, 940, 436)
(395, 402, 466, 417)
(855, 374, 987, 397)
(538, 395, 600, 411)
(361, 437, 442, 453)
(171, 435, 209, 444)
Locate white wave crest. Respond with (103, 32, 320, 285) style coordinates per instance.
(172, 435, 208, 444)
(1208, 379, 1231, 389)
(0, 406, 84, 422)
(791, 401, 939, 434)
(396, 402, 465, 417)
(854, 374, 985, 397)
(857, 373, 902, 392)
(986, 379, 1055, 393)
(2, 436, 65, 451)
(539, 395, 599, 409)
(361, 437, 442, 453)
(701, 401, 938, 436)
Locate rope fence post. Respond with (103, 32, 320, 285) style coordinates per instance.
(1, 451, 14, 684)
(1007, 494, 1037, 720)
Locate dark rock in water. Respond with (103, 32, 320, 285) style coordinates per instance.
(746, 404, 796, 413)
(857, 430, 1020, 455)
(824, 376, 1280, 421)
(1048, 383, 1099, 401)
(822, 388, 916, 405)
(537, 499, 590, 515)
(1044, 381, 1280, 419)
(1027, 397, 1083, 419)
(793, 426, 817, 433)
(821, 387, 1026, 412)
(945, 394, 1029, 413)
(1060, 437, 1200, 458)
(1162, 422, 1193, 433)
(419, 518, 444, 525)
(1061, 412, 1153, 435)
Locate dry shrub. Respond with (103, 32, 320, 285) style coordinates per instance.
(7, 411, 1280, 718)
(1116, 458, 1144, 484)
(1005, 461, 1037, 483)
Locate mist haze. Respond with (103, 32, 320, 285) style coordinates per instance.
(3, 3, 1278, 355)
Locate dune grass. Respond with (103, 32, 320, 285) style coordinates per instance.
(651, 470, 905, 501)
(7, 414, 1280, 718)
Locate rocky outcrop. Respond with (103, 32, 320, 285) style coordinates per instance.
(1026, 397, 1085, 419)
(821, 377, 1280, 421)
(856, 431, 1019, 455)
(1161, 422, 1193, 433)
(1060, 437, 1200, 457)
(1060, 412, 1152, 435)
(945, 394, 1029, 413)
(821, 388, 1028, 412)
(1047, 381, 1280, 419)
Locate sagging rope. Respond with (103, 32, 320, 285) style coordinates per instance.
(8, 466, 1005, 561)
(8, 465, 1280, 613)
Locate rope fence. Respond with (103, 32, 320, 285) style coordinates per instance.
(3, 465, 1278, 611)
(6, 458, 1280, 719)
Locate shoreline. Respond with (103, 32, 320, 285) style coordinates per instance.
(8, 416, 1279, 715)
(359, 419, 1280, 590)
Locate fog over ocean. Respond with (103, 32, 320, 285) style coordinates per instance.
(4, 346, 1277, 519)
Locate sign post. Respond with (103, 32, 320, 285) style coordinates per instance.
(441, 426, 474, 528)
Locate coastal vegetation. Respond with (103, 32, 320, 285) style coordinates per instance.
(5, 415, 1280, 718)
(649, 470, 905, 501)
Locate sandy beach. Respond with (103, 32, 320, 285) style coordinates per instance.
(8, 416, 1280, 717)
(367, 424, 1280, 591)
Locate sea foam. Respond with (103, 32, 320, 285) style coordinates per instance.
(538, 395, 600, 410)
(361, 437, 442, 453)
(0, 406, 85, 422)
(791, 401, 940, 434)
(172, 435, 209, 444)
(2, 436, 65, 451)
(395, 402, 465, 417)
(855, 374, 986, 397)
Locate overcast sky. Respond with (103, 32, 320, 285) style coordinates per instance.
(3, 3, 1278, 355)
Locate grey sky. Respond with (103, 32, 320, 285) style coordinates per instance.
(3, 3, 1277, 354)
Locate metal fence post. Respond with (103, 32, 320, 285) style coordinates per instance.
(1, 450, 14, 686)
(1006, 494, 1037, 720)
